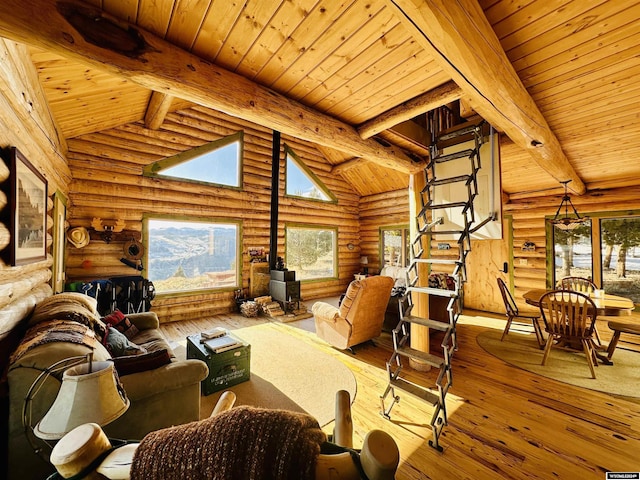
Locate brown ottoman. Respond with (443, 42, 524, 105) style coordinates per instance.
(606, 320, 640, 360)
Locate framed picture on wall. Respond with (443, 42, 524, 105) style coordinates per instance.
(8, 147, 48, 266)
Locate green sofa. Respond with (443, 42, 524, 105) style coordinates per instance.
(7, 293, 208, 480)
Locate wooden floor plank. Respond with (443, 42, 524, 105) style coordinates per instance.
(160, 306, 640, 479)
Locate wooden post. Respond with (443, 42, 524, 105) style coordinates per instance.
(408, 173, 431, 371)
(269, 131, 281, 271)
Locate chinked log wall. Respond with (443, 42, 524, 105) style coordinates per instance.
(504, 187, 640, 313)
(66, 106, 361, 323)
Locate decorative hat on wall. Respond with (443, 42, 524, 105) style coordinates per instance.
(67, 227, 90, 249)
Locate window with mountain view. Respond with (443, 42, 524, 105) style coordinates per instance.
(285, 146, 335, 202)
(146, 218, 240, 294)
(285, 225, 336, 280)
(144, 132, 243, 188)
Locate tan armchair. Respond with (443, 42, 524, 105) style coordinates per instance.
(312, 276, 394, 350)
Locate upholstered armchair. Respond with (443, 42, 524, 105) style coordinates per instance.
(312, 276, 394, 350)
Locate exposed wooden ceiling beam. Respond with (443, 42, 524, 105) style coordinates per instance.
(358, 81, 462, 139)
(144, 92, 173, 130)
(332, 157, 367, 175)
(0, 0, 423, 175)
(388, 0, 586, 195)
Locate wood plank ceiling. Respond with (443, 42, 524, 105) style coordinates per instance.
(20, 0, 640, 198)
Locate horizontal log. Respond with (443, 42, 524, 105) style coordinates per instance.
(0, 283, 52, 339)
(0, 223, 9, 252)
(0, 267, 52, 310)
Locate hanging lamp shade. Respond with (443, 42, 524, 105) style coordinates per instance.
(34, 361, 129, 440)
(551, 180, 588, 230)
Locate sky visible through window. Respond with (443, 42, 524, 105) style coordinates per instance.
(286, 153, 330, 200)
(162, 141, 240, 187)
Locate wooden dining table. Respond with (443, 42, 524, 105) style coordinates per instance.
(523, 288, 635, 365)
(523, 289, 634, 316)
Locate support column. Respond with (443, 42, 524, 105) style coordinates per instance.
(408, 173, 431, 371)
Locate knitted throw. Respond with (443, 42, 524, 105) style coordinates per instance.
(130, 406, 327, 480)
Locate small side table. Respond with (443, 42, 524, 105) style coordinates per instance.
(186, 333, 251, 395)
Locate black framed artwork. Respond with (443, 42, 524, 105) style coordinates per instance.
(8, 147, 48, 266)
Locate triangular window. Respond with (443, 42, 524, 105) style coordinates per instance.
(144, 132, 243, 188)
(285, 146, 335, 202)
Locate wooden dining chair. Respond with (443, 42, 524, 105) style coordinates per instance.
(538, 290, 599, 379)
(557, 276, 602, 345)
(557, 276, 596, 293)
(497, 278, 544, 347)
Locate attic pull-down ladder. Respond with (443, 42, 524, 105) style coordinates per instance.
(380, 120, 492, 451)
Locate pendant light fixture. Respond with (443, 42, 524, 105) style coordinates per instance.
(551, 180, 588, 230)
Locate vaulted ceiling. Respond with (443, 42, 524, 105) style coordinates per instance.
(1, 0, 639, 199)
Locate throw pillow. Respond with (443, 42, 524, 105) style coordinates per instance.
(112, 349, 171, 376)
(103, 327, 147, 357)
(102, 310, 139, 340)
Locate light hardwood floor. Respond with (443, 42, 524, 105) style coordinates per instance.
(160, 305, 640, 479)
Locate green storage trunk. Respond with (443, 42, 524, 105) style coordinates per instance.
(186, 333, 251, 396)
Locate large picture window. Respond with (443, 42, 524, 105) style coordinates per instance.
(146, 217, 240, 294)
(600, 217, 640, 302)
(285, 225, 336, 280)
(144, 132, 243, 188)
(551, 214, 640, 303)
(553, 221, 592, 284)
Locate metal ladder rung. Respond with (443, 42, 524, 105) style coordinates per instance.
(401, 315, 451, 332)
(412, 258, 460, 265)
(408, 286, 457, 297)
(419, 201, 469, 218)
(395, 346, 445, 369)
(389, 377, 440, 406)
(421, 229, 468, 236)
(433, 149, 475, 163)
(428, 174, 473, 187)
(436, 122, 484, 142)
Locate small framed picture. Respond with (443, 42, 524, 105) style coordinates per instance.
(8, 147, 48, 266)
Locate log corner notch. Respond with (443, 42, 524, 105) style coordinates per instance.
(0, 0, 422, 175)
(386, 0, 586, 195)
(144, 92, 173, 130)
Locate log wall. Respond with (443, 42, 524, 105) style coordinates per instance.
(0, 39, 67, 343)
(504, 186, 640, 313)
(0, 39, 68, 479)
(65, 106, 362, 323)
(359, 189, 411, 274)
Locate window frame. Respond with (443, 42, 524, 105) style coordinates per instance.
(284, 145, 337, 203)
(380, 225, 410, 268)
(284, 223, 338, 282)
(143, 131, 244, 189)
(144, 215, 242, 297)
